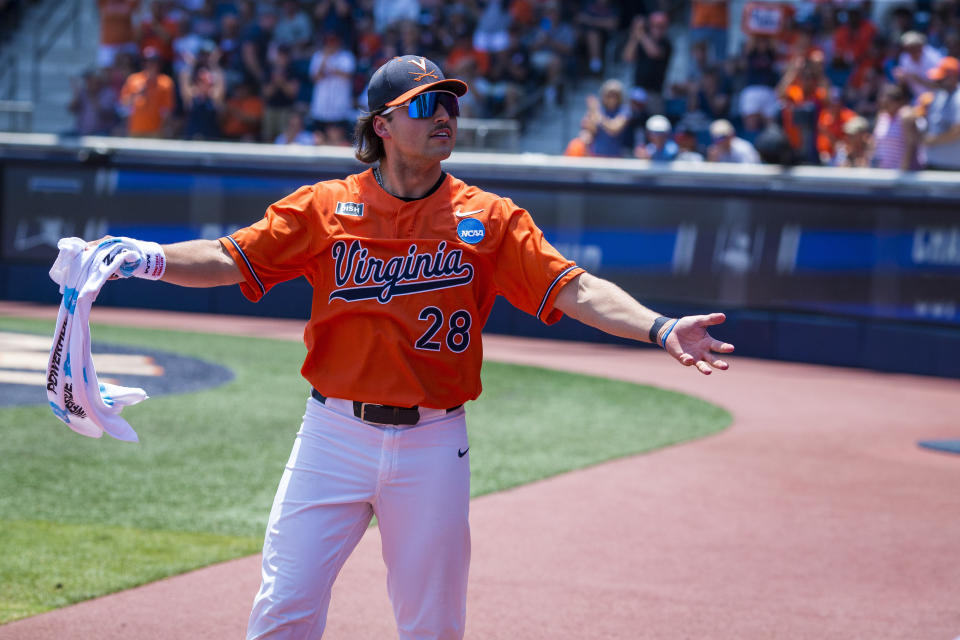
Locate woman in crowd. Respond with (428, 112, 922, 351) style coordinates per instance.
(871, 83, 921, 170)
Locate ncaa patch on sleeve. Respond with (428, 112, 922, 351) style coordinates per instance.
(335, 202, 365, 217)
(457, 218, 485, 245)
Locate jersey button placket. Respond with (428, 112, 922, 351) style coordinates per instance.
(396, 201, 417, 239)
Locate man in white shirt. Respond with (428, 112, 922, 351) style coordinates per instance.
(706, 119, 760, 163)
(308, 32, 356, 145)
(894, 31, 942, 100)
(924, 56, 960, 170)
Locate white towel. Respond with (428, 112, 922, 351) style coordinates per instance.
(46, 237, 153, 442)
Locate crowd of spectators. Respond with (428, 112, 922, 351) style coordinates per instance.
(567, 0, 960, 170)
(76, 0, 596, 145)
(71, 1, 960, 169)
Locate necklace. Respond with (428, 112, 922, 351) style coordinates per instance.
(373, 166, 403, 199)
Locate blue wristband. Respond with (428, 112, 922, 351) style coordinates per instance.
(659, 319, 679, 348)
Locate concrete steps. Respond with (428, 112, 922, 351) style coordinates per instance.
(519, 75, 608, 155)
(0, 0, 99, 133)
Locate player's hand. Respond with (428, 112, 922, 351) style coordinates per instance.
(85, 235, 115, 249)
(662, 313, 734, 375)
(84, 235, 141, 279)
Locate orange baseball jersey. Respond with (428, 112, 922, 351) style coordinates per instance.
(221, 169, 583, 409)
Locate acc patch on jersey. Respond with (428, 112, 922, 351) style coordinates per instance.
(457, 218, 485, 245)
(335, 201, 365, 217)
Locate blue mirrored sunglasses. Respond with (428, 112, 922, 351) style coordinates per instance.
(382, 91, 460, 118)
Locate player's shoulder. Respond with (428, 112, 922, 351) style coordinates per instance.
(447, 173, 499, 202)
(309, 174, 357, 196)
(446, 174, 517, 218)
(288, 172, 367, 202)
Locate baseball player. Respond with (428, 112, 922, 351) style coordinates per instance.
(92, 55, 734, 639)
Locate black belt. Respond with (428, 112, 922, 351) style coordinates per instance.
(311, 388, 461, 426)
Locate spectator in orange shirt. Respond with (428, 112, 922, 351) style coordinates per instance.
(776, 52, 829, 162)
(136, 0, 179, 70)
(446, 31, 491, 78)
(508, 0, 535, 28)
(833, 6, 876, 66)
(220, 81, 264, 141)
(119, 48, 176, 137)
(97, 0, 139, 68)
(847, 34, 886, 92)
(689, 0, 729, 64)
(817, 87, 857, 164)
(564, 128, 594, 157)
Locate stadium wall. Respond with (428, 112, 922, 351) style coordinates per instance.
(2, 134, 959, 377)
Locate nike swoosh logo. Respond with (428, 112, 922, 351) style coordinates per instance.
(458, 447, 469, 458)
(454, 208, 484, 217)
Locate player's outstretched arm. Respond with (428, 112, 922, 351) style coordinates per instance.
(87, 237, 243, 288)
(160, 239, 243, 287)
(553, 272, 734, 375)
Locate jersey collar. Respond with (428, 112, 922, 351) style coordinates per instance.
(372, 167, 447, 202)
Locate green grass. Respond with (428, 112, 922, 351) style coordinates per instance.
(468, 364, 730, 496)
(0, 316, 730, 624)
(0, 520, 258, 623)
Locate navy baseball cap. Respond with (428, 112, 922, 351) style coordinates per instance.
(367, 55, 468, 112)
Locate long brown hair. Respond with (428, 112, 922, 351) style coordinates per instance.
(353, 110, 389, 164)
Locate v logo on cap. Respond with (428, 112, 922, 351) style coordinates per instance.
(408, 57, 439, 82)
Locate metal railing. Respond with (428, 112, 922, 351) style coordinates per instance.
(0, 100, 34, 132)
(32, 0, 83, 104)
(0, 50, 17, 101)
(457, 118, 520, 152)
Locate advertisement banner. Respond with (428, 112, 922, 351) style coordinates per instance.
(3, 162, 959, 326)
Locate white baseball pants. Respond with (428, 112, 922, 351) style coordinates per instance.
(246, 395, 471, 640)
